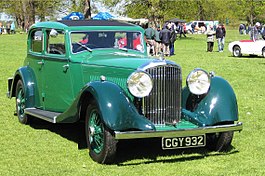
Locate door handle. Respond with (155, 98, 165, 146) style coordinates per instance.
(63, 64, 69, 72)
(38, 60, 44, 65)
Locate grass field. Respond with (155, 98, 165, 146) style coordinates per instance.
(0, 30, 265, 176)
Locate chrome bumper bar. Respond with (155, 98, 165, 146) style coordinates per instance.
(114, 122, 243, 140)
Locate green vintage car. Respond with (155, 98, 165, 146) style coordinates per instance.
(7, 20, 242, 164)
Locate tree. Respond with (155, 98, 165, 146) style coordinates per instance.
(0, 0, 64, 30)
(83, 0, 91, 19)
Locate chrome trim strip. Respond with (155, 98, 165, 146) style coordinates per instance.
(114, 122, 243, 139)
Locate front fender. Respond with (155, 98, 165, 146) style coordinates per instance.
(87, 81, 155, 131)
(182, 76, 238, 126)
(9, 66, 36, 108)
(58, 80, 155, 131)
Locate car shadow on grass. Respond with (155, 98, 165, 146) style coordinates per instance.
(229, 55, 265, 59)
(29, 118, 87, 149)
(28, 118, 239, 165)
(115, 138, 238, 166)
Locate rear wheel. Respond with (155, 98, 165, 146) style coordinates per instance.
(207, 122, 234, 152)
(85, 100, 117, 164)
(233, 46, 242, 57)
(262, 47, 265, 58)
(15, 80, 29, 124)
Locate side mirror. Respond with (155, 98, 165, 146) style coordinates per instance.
(50, 29, 58, 38)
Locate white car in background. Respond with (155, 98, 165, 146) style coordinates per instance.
(228, 39, 265, 57)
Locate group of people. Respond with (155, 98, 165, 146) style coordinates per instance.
(239, 23, 252, 35)
(205, 23, 226, 52)
(0, 21, 16, 35)
(249, 22, 265, 41)
(144, 21, 179, 57)
(239, 22, 265, 41)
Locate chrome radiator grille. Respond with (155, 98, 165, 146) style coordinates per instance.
(143, 65, 182, 125)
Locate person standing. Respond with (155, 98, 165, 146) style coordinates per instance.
(6, 22, 11, 34)
(159, 25, 171, 56)
(191, 22, 195, 34)
(250, 22, 260, 41)
(0, 22, 2, 34)
(178, 22, 186, 38)
(154, 25, 162, 56)
(216, 24, 226, 52)
(205, 25, 215, 52)
(169, 22, 177, 56)
(11, 21, 16, 34)
(144, 23, 155, 56)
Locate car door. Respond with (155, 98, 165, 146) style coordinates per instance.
(41, 29, 74, 112)
(240, 41, 255, 54)
(27, 29, 45, 109)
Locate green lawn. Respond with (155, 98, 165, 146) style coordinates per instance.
(0, 30, 264, 176)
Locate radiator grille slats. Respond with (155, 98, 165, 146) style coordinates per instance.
(143, 65, 181, 125)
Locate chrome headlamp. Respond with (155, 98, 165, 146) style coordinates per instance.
(127, 71, 153, 98)
(187, 69, 211, 95)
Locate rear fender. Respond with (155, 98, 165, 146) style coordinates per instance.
(9, 66, 36, 108)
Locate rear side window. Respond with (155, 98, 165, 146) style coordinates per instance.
(30, 30, 43, 53)
(46, 29, 65, 55)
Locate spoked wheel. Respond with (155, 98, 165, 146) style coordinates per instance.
(207, 122, 234, 152)
(15, 80, 29, 124)
(233, 46, 242, 57)
(85, 100, 117, 164)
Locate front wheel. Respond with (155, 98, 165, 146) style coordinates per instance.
(85, 100, 117, 164)
(233, 46, 242, 57)
(15, 80, 29, 124)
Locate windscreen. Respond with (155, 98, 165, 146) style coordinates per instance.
(71, 31, 144, 53)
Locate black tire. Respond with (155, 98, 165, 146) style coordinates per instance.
(262, 48, 265, 58)
(15, 80, 29, 124)
(207, 123, 234, 152)
(85, 100, 117, 164)
(233, 46, 242, 57)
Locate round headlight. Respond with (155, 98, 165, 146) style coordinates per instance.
(187, 69, 211, 95)
(127, 71, 153, 98)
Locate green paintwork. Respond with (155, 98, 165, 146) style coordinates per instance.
(8, 20, 240, 134)
(11, 67, 36, 108)
(182, 76, 238, 126)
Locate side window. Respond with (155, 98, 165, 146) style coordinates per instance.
(47, 29, 65, 55)
(31, 30, 43, 53)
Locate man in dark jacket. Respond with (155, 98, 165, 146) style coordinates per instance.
(216, 24, 226, 52)
(159, 24, 171, 56)
(144, 23, 155, 56)
(169, 22, 177, 56)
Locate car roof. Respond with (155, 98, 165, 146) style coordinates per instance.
(59, 20, 136, 27)
(30, 20, 139, 31)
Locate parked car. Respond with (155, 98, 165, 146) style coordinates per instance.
(7, 20, 242, 164)
(186, 20, 219, 34)
(228, 39, 265, 57)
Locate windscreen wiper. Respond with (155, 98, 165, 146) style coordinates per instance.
(76, 42, 92, 52)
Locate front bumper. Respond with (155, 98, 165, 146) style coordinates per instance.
(114, 122, 243, 139)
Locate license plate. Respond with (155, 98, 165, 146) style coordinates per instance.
(162, 135, 206, 150)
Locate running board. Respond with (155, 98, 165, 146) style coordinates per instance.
(25, 108, 61, 123)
